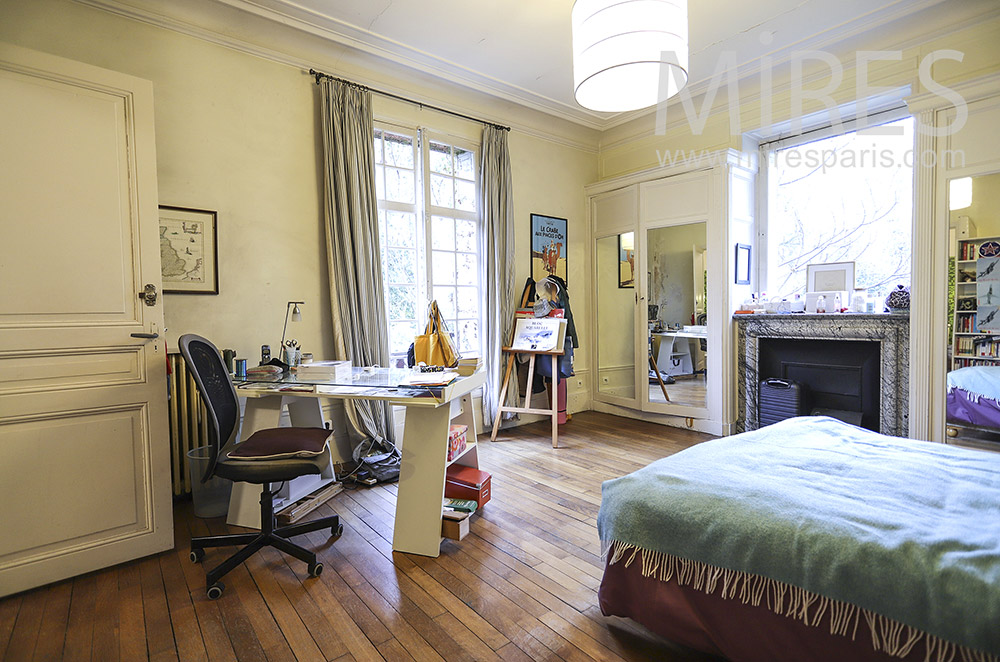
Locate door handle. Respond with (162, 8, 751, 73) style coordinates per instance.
(130, 332, 159, 339)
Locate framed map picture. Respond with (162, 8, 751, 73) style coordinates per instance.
(159, 206, 219, 294)
(530, 213, 567, 284)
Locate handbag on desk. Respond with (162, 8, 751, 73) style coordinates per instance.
(413, 300, 459, 367)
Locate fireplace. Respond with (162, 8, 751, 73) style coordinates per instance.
(734, 314, 910, 436)
(758, 338, 881, 432)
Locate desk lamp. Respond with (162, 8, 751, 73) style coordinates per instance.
(281, 301, 304, 352)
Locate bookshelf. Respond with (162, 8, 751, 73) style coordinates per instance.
(952, 235, 1000, 369)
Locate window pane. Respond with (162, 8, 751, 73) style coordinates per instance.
(390, 321, 417, 355)
(375, 165, 385, 201)
(457, 287, 478, 317)
(434, 286, 457, 318)
(386, 211, 416, 248)
(384, 132, 414, 168)
(432, 250, 456, 285)
(455, 148, 475, 180)
(456, 219, 477, 252)
(431, 216, 455, 250)
(456, 253, 477, 285)
(455, 179, 476, 212)
(387, 247, 416, 284)
(388, 285, 415, 320)
(430, 174, 454, 208)
(385, 167, 415, 204)
(458, 320, 479, 354)
(766, 117, 914, 300)
(429, 141, 453, 174)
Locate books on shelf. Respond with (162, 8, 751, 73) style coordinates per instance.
(509, 317, 567, 352)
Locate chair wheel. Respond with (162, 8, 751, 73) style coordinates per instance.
(207, 582, 224, 600)
(332, 524, 344, 538)
(308, 562, 323, 578)
(190, 548, 205, 564)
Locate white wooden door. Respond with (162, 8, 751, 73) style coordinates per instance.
(0, 43, 171, 596)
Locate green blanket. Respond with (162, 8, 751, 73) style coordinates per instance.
(598, 416, 1000, 656)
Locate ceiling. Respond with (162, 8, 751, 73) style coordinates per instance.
(86, 0, 999, 130)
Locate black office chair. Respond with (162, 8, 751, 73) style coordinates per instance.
(178, 333, 342, 600)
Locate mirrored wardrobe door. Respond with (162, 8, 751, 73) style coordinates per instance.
(645, 221, 708, 410)
(596, 233, 637, 402)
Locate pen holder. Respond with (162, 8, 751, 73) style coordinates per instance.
(282, 346, 300, 367)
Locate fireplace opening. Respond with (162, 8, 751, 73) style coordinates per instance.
(758, 338, 881, 432)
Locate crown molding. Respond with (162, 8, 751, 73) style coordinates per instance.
(72, 0, 601, 153)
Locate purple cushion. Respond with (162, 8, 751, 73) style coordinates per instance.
(227, 427, 331, 461)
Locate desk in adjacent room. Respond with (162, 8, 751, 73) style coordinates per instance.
(652, 330, 707, 377)
(233, 368, 484, 558)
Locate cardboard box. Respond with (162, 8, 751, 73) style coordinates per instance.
(445, 465, 491, 508)
(441, 515, 469, 541)
(447, 424, 468, 462)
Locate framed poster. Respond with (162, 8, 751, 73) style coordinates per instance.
(530, 213, 567, 283)
(618, 232, 635, 288)
(159, 205, 219, 294)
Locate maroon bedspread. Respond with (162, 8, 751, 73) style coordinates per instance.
(599, 554, 930, 662)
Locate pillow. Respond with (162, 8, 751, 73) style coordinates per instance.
(227, 427, 331, 461)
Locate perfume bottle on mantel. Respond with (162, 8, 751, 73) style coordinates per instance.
(816, 295, 826, 313)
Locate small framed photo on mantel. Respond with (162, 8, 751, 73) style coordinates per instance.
(806, 261, 854, 293)
(158, 205, 219, 294)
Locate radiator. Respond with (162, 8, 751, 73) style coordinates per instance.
(168, 352, 209, 497)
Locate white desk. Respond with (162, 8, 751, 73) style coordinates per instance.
(231, 369, 484, 557)
(653, 331, 707, 376)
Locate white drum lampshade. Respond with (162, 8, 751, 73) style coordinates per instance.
(572, 0, 689, 113)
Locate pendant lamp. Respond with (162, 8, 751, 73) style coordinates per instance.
(572, 0, 689, 113)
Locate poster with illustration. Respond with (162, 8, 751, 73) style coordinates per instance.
(530, 214, 567, 284)
(978, 305, 1000, 333)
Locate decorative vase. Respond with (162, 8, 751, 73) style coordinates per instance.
(884, 284, 910, 314)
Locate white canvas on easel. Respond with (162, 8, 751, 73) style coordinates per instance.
(510, 318, 566, 352)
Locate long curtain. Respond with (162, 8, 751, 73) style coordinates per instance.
(318, 78, 393, 444)
(481, 125, 516, 429)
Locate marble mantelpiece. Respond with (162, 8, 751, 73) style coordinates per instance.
(734, 313, 910, 436)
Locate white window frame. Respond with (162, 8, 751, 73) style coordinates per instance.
(373, 121, 483, 365)
(755, 105, 913, 292)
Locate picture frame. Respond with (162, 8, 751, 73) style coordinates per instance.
(735, 244, 751, 285)
(159, 205, 219, 294)
(618, 232, 635, 288)
(806, 261, 854, 293)
(530, 213, 567, 283)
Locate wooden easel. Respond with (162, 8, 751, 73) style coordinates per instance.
(490, 286, 564, 447)
(490, 346, 563, 448)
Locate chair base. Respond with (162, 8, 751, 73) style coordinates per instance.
(190, 485, 341, 596)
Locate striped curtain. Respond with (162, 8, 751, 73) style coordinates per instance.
(481, 125, 516, 429)
(319, 79, 394, 444)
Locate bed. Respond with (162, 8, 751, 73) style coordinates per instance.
(947, 365, 1000, 431)
(597, 416, 1000, 662)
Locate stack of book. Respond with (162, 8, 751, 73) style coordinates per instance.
(456, 356, 482, 376)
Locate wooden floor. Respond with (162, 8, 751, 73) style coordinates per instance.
(0, 412, 719, 662)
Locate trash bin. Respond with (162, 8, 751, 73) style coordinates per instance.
(187, 446, 232, 518)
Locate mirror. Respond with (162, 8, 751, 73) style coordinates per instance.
(946, 172, 1000, 446)
(647, 222, 708, 408)
(597, 234, 636, 399)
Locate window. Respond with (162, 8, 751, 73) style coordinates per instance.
(762, 116, 914, 300)
(373, 125, 482, 367)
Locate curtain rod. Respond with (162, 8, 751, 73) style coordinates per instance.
(309, 69, 510, 132)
